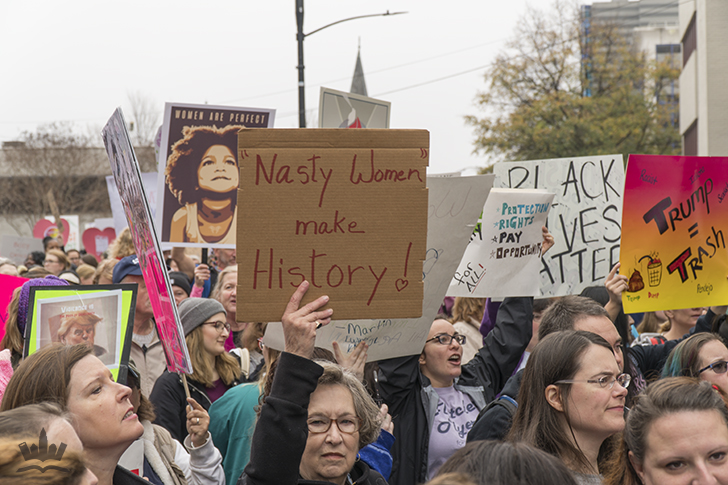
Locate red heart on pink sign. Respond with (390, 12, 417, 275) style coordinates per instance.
(33, 218, 71, 245)
(82, 227, 117, 260)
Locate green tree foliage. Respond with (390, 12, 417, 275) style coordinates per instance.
(467, 1, 681, 166)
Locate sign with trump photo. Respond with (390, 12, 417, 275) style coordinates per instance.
(24, 285, 137, 383)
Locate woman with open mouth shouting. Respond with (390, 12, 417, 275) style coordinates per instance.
(377, 226, 554, 485)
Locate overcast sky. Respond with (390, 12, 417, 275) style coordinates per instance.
(0, 0, 589, 174)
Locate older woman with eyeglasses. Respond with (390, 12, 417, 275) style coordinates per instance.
(238, 281, 386, 485)
(662, 332, 728, 395)
(149, 298, 249, 443)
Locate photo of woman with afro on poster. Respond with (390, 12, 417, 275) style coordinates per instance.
(164, 125, 243, 244)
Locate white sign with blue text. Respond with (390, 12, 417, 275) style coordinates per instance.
(447, 188, 554, 298)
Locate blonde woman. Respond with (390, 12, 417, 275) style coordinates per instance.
(149, 298, 248, 443)
(108, 228, 135, 260)
(211, 264, 242, 352)
(75, 263, 96, 285)
(660, 307, 705, 341)
(93, 259, 118, 285)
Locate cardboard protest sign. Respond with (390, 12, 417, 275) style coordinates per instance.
(0, 274, 28, 343)
(264, 174, 495, 360)
(237, 129, 428, 322)
(494, 155, 624, 296)
(0, 235, 43, 265)
(102, 108, 192, 374)
(156, 102, 275, 249)
(319, 87, 391, 129)
(447, 189, 554, 298)
(620, 154, 728, 312)
(24, 285, 136, 382)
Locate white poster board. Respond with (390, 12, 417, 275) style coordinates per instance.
(319, 87, 391, 129)
(44, 215, 79, 251)
(106, 173, 158, 235)
(264, 174, 495, 361)
(447, 189, 554, 298)
(494, 155, 624, 296)
(0, 235, 44, 265)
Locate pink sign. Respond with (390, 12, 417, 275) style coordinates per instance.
(32, 218, 71, 246)
(102, 109, 192, 374)
(82, 227, 117, 261)
(0, 274, 29, 345)
(621, 154, 728, 312)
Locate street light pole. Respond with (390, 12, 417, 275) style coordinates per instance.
(295, 2, 406, 128)
(296, 0, 306, 128)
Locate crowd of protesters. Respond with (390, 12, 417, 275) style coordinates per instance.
(2, 228, 728, 485)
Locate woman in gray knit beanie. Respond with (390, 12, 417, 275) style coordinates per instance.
(149, 298, 248, 444)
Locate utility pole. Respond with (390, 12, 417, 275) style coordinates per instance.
(295, 2, 406, 128)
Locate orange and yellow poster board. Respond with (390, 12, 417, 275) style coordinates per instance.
(620, 154, 728, 313)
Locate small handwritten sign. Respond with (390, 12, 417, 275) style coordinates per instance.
(236, 129, 429, 322)
(0, 235, 43, 266)
(263, 175, 495, 360)
(448, 189, 554, 298)
(494, 155, 625, 296)
(620, 154, 728, 312)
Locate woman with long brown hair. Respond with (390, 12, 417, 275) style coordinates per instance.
(1, 344, 147, 485)
(149, 298, 248, 443)
(508, 331, 629, 484)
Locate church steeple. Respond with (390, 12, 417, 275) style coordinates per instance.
(350, 39, 368, 96)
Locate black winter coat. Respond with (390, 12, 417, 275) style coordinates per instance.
(238, 352, 388, 485)
(378, 297, 533, 485)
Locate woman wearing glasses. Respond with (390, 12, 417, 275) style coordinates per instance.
(43, 248, 71, 276)
(378, 302, 534, 485)
(150, 298, 248, 443)
(378, 227, 554, 485)
(507, 331, 629, 484)
(239, 281, 386, 485)
(662, 332, 728, 394)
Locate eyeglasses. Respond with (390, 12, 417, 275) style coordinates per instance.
(699, 360, 728, 375)
(425, 333, 467, 346)
(555, 373, 631, 390)
(307, 415, 361, 434)
(204, 321, 231, 333)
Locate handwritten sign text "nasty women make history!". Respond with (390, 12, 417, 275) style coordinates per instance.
(236, 129, 429, 322)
